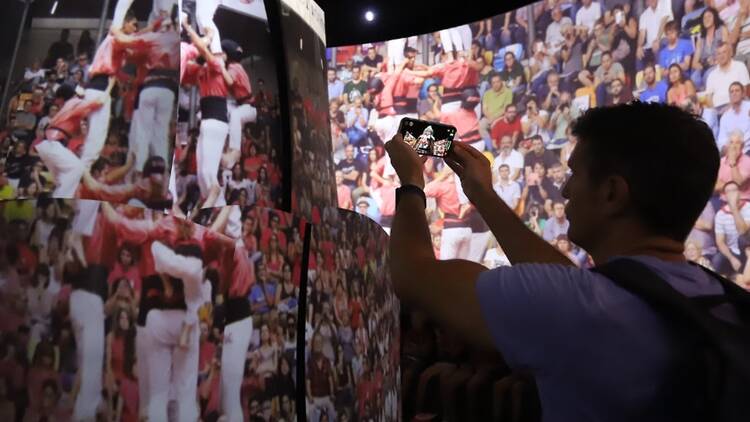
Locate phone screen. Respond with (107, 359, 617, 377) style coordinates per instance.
(398, 118, 456, 158)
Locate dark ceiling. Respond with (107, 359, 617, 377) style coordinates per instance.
(2, 0, 537, 49)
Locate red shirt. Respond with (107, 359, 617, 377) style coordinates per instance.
(90, 34, 149, 77)
(260, 228, 287, 253)
(424, 178, 461, 217)
(431, 60, 479, 89)
(490, 116, 522, 147)
(184, 57, 229, 97)
(180, 42, 199, 84)
(139, 31, 179, 71)
(41, 97, 103, 143)
(107, 262, 142, 294)
(376, 184, 397, 217)
(337, 185, 353, 209)
(227, 63, 252, 101)
(373, 73, 398, 116)
(441, 108, 481, 143)
(393, 71, 422, 99)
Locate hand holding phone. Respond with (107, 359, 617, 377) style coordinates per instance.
(398, 117, 456, 158)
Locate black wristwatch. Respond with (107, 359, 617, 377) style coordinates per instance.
(396, 184, 426, 209)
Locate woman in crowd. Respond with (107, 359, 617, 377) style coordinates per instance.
(666, 63, 697, 108)
(692, 7, 729, 88)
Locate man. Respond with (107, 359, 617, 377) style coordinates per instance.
(385, 102, 729, 420)
(70, 53, 90, 84)
(223, 39, 257, 170)
(343, 65, 367, 103)
(575, 0, 602, 35)
(361, 46, 384, 76)
(440, 88, 483, 150)
(336, 145, 365, 192)
(417, 82, 442, 122)
(491, 135, 523, 181)
(424, 168, 471, 260)
(637, 0, 671, 70)
(490, 104, 522, 151)
(594, 51, 625, 105)
(540, 71, 565, 112)
(705, 43, 750, 108)
(429, 52, 482, 114)
(336, 170, 353, 210)
(479, 73, 512, 147)
(713, 181, 750, 275)
(307, 333, 336, 421)
(638, 63, 668, 103)
(492, 164, 521, 209)
(498, 51, 526, 97)
(543, 161, 567, 213)
(543, 201, 570, 242)
(327, 68, 344, 102)
(546, 6, 573, 56)
(717, 81, 750, 152)
(14, 100, 37, 134)
(604, 78, 633, 106)
(46, 29, 74, 66)
(524, 135, 558, 175)
(657, 20, 693, 74)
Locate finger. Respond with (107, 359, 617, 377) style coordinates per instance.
(420, 156, 429, 164)
(452, 141, 485, 159)
(447, 142, 478, 164)
(443, 156, 465, 178)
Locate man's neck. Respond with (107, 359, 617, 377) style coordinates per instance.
(720, 61, 732, 71)
(589, 231, 686, 266)
(732, 101, 743, 112)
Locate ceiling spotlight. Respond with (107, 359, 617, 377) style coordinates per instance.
(364, 10, 375, 22)
(50, 0, 59, 15)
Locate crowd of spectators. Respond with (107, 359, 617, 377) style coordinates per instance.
(328, 0, 750, 289)
(0, 198, 304, 422)
(305, 211, 399, 422)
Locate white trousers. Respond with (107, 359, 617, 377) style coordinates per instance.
(112, 0, 134, 29)
(136, 325, 151, 419)
(196, 0, 222, 53)
(70, 290, 104, 421)
(144, 309, 200, 422)
(149, 0, 176, 23)
(228, 102, 257, 151)
(197, 118, 229, 198)
(440, 227, 472, 260)
(439, 24, 472, 53)
(221, 316, 253, 422)
(132, 86, 174, 172)
(81, 88, 111, 169)
(468, 231, 492, 263)
(36, 140, 83, 197)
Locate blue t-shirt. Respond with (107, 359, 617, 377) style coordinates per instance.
(639, 80, 668, 103)
(658, 39, 694, 69)
(249, 281, 278, 314)
(475, 255, 734, 422)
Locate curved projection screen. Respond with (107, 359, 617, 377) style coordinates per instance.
(327, 0, 750, 285)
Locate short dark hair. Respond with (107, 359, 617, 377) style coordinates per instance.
(489, 72, 502, 82)
(664, 20, 679, 33)
(570, 102, 718, 242)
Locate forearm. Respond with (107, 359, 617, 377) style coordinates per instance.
(390, 193, 434, 289)
(731, 166, 747, 186)
(474, 190, 574, 265)
(718, 240, 734, 258)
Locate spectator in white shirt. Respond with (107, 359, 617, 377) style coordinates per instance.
(575, 0, 602, 36)
(493, 164, 521, 209)
(718, 81, 750, 152)
(712, 180, 750, 275)
(705, 42, 750, 108)
(24, 60, 46, 86)
(637, 0, 672, 70)
(327, 68, 345, 103)
(546, 6, 574, 56)
(491, 135, 524, 181)
(543, 201, 570, 242)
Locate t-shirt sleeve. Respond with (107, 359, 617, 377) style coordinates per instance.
(714, 212, 725, 235)
(475, 263, 600, 369)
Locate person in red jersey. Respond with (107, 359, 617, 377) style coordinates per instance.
(441, 88, 484, 151)
(222, 39, 257, 171)
(429, 52, 482, 114)
(182, 17, 234, 206)
(32, 83, 113, 197)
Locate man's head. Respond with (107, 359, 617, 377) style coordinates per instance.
(345, 144, 355, 160)
(531, 135, 545, 154)
(601, 51, 613, 70)
(490, 72, 504, 92)
(546, 71, 560, 88)
(404, 47, 418, 69)
(610, 78, 624, 96)
(498, 164, 511, 181)
(23, 101, 32, 113)
(646, 0, 657, 9)
(551, 162, 565, 183)
(716, 42, 733, 67)
(643, 64, 657, 85)
(500, 135, 513, 152)
(77, 53, 89, 66)
(327, 68, 337, 82)
(352, 65, 361, 81)
(123, 11, 139, 35)
(367, 46, 377, 59)
(551, 5, 563, 22)
(565, 102, 718, 251)
(729, 81, 745, 106)
(504, 104, 518, 122)
(664, 20, 679, 44)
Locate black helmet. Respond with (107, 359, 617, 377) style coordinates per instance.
(221, 39, 243, 63)
(55, 84, 76, 102)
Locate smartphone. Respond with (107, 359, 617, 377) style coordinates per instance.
(398, 118, 456, 158)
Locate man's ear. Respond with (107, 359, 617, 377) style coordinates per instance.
(602, 174, 631, 217)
